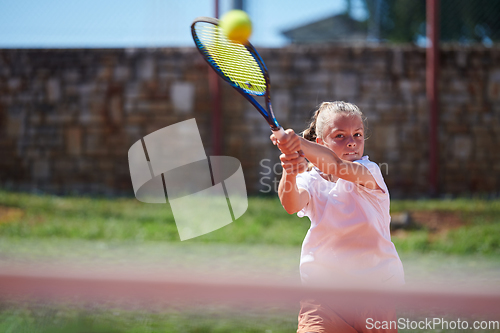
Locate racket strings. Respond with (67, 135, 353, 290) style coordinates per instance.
(198, 26, 262, 79)
(199, 28, 265, 92)
(195, 23, 267, 95)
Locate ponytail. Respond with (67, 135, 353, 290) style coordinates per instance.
(302, 108, 321, 142)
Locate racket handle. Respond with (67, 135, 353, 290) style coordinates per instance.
(272, 127, 286, 140)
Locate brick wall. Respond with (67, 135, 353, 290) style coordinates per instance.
(0, 46, 499, 197)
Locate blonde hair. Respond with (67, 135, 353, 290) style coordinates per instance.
(302, 101, 366, 142)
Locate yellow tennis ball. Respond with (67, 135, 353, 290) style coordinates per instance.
(219, 10, 252, 44)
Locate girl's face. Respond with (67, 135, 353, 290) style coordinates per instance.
(316, 113, 365, 162)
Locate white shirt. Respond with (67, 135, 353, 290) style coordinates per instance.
(295, 156, 405, 287)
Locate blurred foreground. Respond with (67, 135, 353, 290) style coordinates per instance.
(1, 191, 500, 332)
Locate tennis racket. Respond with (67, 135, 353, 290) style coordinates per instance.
(191, 16, 285, 140)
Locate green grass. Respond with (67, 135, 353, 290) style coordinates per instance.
(0, 300, 299, 333)
(0, 190, 308, 245)
(2, 300, 499, 333)
(391, 198, 500, 255)
(1, 190, 500, 255)
(391, 223, 500, 255)
(391, 198, 500, 224)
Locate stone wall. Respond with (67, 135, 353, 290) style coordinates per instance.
(0, 46, 499, 197)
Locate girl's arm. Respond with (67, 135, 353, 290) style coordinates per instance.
(299, 138, 380, 190)
(275, 130, 381, 191)
(278, 152, 309, 214)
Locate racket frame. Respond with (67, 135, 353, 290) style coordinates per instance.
(191, 17, 285, 138)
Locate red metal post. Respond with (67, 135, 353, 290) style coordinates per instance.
(427, 0, 439, 196)
(210, 0, 222, 155)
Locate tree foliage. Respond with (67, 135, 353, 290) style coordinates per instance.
(360, 0, 500, 44)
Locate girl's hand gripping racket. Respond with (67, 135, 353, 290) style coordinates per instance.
(191, 16, 286, 140)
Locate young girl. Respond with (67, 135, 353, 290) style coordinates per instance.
(270, 101, 404, 333)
